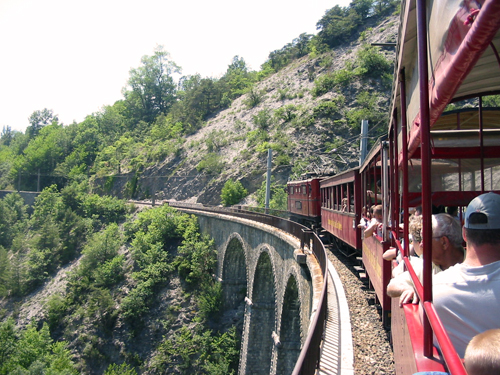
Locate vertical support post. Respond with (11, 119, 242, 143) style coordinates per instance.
(479, 96, 485, 193)
(381, 141, 390, 241)
(400, 69, 410, 258)
(37, 169, 41, 192)
(360, 120, 369, 166)
(265, 149, 272, 212)
(152, 177, 157, 207)
(417, 0, 433, 357)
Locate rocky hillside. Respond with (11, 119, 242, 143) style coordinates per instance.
(99, 14, 399, 206)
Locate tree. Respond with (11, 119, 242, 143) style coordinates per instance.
(27, 108, 58, 139)
(124, 45, 181, 123)
(256, 178, 287, 210)
(0, 246, 10, 297)
(0, 126, 13, 146)
(220, 179, 248, 207)
(220, 56, 254, 100)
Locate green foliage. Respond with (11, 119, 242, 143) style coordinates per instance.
(355, 44, 393, 78)
(312, 101, 340, 119)
(314, 1, 397, 50)
(0, 246, 10, 297)
(123, 45, 180, 123)
(78, 224, 122, 279)
(483, 94, 500, 107)
(0, 319, 77, 375)
(45, 294, 68, 331)
(220, 179, 248, 207)
(26, 108, 59, 139)
(346, 91, 387, 131)
(255, 178, 287, 210)
(104, 363, 137, 375)
(221, 56, 255, 100)
(252, 108, 272, 130)
(311, 68, 355, 97)
(80, 194, 129, 227)
(244, 87, 264, 109)
(197, 282, 223, 319)
(263, 33, 312, 73)
(274, 104, 298, 123)
(121, 205, 194, 320)
(196, 153, 225, 174)
(0, 192, 28, 248)
(205, 130, 228, 152)
(151, 326, 239, 374)
(177, 233, 217, 285)
(246, 129, 269, 148)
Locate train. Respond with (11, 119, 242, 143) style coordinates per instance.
(287, 1, 500, 374)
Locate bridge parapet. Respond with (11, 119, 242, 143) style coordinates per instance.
(169, 202, 327, 375)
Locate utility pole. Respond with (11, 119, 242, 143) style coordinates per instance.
(359, 120, 369, 166)
(265, 149, 272, 213)
(151, 177, 157, 207)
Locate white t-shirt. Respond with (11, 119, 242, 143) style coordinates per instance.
(433, 260, 500, 358)
(389, 257, 441, 286)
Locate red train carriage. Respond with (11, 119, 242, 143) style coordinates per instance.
(287, 177, 322, 226)
(358, 138, 394, 326)
(319, 169, 362, 252)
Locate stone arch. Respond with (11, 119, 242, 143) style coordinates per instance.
(221, 234, 247, 310)
(276, 274, 302, 375)
(246, 250, 276, 374)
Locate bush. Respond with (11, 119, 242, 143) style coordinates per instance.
(355, 45, 393, 78)
(252, 108, 272, 130)
(196, 153, 225, 174)
(220, 180, 248, 207)
(312, 101, 340, 119)
(104, 363, 137, 375)
(274, 104, 297, 123)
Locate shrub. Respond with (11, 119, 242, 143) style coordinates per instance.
(252, 108, 272, 130)
(196, 153, 225, 174)
(220, 179, 248, 207)
(104, 363, 137, 375)
(311, 73, 336, 97)
(244, 88, 264, 108)
(312, 101, 340, 119)
(274, 104, 297, 123)
(355, 45, 393, 78)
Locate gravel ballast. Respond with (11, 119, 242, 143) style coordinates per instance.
(327, 246, 395, 375)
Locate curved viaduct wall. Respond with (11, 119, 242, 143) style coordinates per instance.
(180, 209, 322, 375)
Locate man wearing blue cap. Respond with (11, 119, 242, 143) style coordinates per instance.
(433, 192, 500, 358)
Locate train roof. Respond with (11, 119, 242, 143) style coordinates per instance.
(287, 177, 322, 185)
(389, 0, 500, 156)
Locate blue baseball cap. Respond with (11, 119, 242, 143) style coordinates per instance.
(464, 192, 500, 229)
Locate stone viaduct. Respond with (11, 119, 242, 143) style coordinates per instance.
(172, 205, 325, 375)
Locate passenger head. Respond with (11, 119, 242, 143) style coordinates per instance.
(446, 206, 458, 217)
(465, 329, 500, 375)
(464, 192, 500, 247)
(432, 214, 463, 249)
(409, 215, 423, 256)
(430, 213, 464, 269)
(373, 205, 383, 221)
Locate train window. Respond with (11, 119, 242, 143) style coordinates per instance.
(302, 185, 306, 195)
(295, 201, 302, 209)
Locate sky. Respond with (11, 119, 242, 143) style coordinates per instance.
(0, 0, 352, 133)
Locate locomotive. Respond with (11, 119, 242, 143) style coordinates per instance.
(288, 0, 500, 374)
